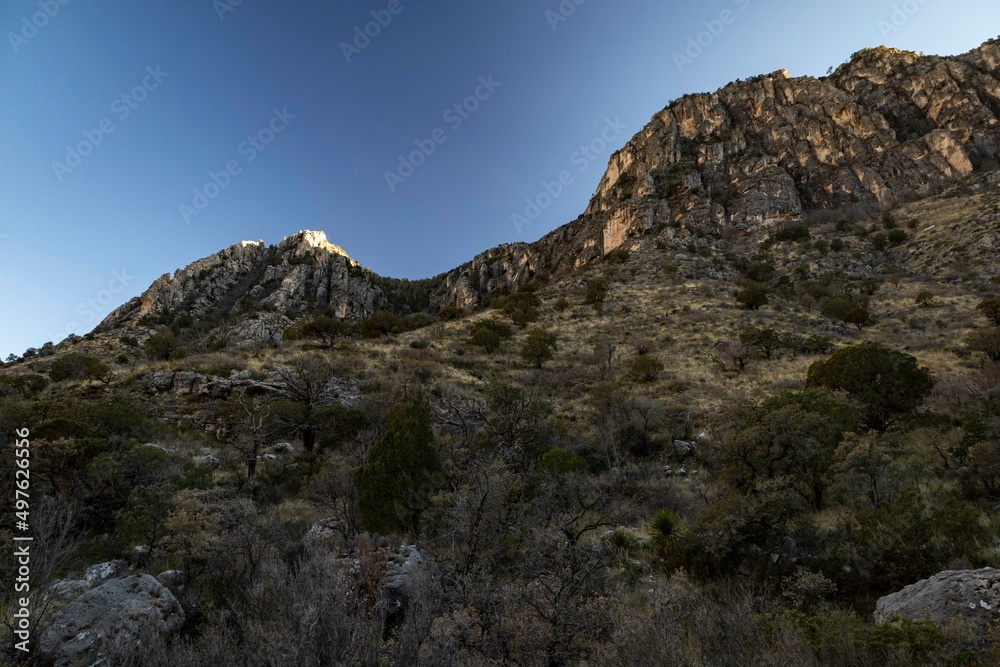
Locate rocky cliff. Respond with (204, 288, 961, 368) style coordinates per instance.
(432, 40, 1000, 309)
(99, 231, 386, 330)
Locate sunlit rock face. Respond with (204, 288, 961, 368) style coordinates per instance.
(98, 230, 386, 331)
(433, 40, 1000, 309)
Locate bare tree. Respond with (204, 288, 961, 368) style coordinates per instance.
(232, 388, 273, 490)
(274, 357, 339, 452)
(716, 339, 754, 373)
(2, 495, 79, 658)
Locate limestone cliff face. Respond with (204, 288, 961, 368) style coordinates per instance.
(99, 231, 386, 330)
(433, 40, 1000, 309)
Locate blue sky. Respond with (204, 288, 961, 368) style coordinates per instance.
(1, 0, 998, 359)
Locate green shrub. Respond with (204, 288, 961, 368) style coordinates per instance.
(773, 225, 811, 243)
(976, 299, 1000, 325)
(145, 330, 186, 361)
(737, 285, 769, 310)
(359, 310, 400, 338)
(47, 354, 108, 382)
(887, 229, 908, 245)
(520, 328, 558, 368)
(628, 354, 664, 383)
(806, 344, 934, 430)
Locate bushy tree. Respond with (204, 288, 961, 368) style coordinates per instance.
(284, 315, 354, 349)
(719, 392, 857, 511)
(145, 330, 186, 361)
(967, 327, 1000, 362)
(739, 327, 785, 359)
(628, 353, 664, 382)
(359, 310, 401, 338)
(521, 328, 557, 368)
(468, 320, 514, 353)
(977, 299, 1000, 326)
(806, 344, 934, 430)
(47, 354, 108, 382)
(737, 284, 768, 310)
(585, 277, 610, 309)
(355, 396, 442, 535)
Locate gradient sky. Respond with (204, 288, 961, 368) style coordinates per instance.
(2, 0, 998, 359)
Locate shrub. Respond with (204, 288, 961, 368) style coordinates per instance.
(48, 354, 108, 382)
(468, 320, 514, 353)
(628, 354, 664, 383)
(359, 310, 400, 338)
(915, 291, 934, 307)
(806, 344, 934, 430)
(284, 315, 354, 349)
(520, 328, 558, 368)
(744, 262, 776, 283)
(354, 396, 442, 535)
(871, 233, 889, 251)
(976, 299, 1000, 325)
(145, 330, 186, 361)
(501, 291, 541, 326)
(736, 285, 769, 310)
(773, 225, 811, 243)
(887, 229, 908, 245)
(585, 278, 610, 308)
(967, 327, 1000, 362)
(739, 327, 785, 359)
(822, 294, 871, 329)
(437, 306, 466, 321)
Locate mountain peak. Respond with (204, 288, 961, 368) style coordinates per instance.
(280, 230, 353, 262)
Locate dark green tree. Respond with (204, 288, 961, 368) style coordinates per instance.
(737, 285, 769, 310)
(627, 354, 664, 383)
(806, 344, 934, 430)
(355, 396, 442, 535)
(47, 354, 108, 382)
(521, 328, 557, 368)
(284, 315, 354, 349)
(967, 327, 1000, 362)
(719, 392, 857, 511)
(145, 330, 186, 361)
(977, 299, 1000, 326)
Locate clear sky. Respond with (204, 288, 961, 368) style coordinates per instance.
(1, 0, 998, 359)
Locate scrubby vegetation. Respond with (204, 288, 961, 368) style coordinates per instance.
(3, 182, 1000, 666)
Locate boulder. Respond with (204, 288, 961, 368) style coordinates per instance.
(273, 441, 296, 454)
(39, 574, 184, 667)
(874, 568, 1000, 632)
(84, 560, 127, 583)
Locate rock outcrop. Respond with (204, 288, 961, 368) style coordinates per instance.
(433, 41, 1000, 308)
(98, 231, 386, 331)
(38, 574, 185, 667)
(874, 568, 1000, 632)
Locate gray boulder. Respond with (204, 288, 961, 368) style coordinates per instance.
(875, 568, 1000, 632)
(39, 574, 184, 667)
(84, 560, 126, 583)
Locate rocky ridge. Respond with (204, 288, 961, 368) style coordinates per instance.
(98, 230, 386, 332)
(432, 41, 1000, 308)
(90, 41, 1000, 327)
